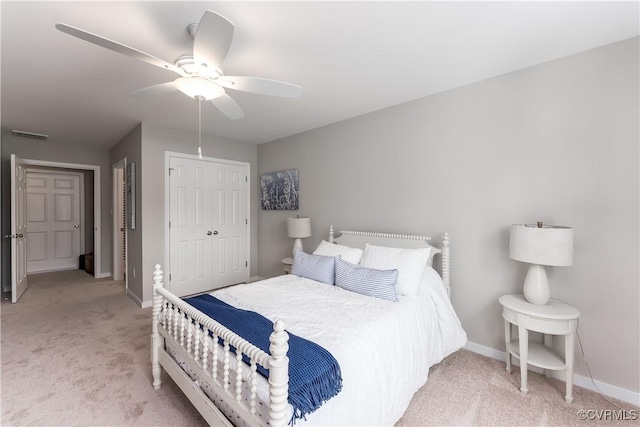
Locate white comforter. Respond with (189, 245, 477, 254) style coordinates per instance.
(211, 267, 466, 426)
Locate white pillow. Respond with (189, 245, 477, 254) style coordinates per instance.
(424, 246, 439, 267)
(313, 240, 364, 265)
(359, 244, 431, 297)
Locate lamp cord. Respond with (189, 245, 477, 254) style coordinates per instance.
(575, 319, 631, 411)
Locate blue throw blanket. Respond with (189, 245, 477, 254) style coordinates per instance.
(184, 294, 343, 422)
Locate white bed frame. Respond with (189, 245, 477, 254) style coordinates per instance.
(151, 227, 450, 426)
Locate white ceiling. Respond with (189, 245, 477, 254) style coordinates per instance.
(2, 1, 638, 148)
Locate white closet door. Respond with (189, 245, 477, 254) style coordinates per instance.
(169, 157, 214, 297)
(169, 156, 249, 297)
(212, 162, 249, 288)
(26, 172, 81, 273)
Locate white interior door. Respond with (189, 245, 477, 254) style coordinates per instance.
(170, 157, 214, 297)
(26, 172, 81, 273)
(11, 154, 28, 303)
(214, 163, 249, 287)
(169, 156, 248, 297)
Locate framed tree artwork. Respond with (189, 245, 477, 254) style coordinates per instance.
(260, 169, 299, 210)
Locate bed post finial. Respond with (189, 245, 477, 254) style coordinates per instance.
(151, 264, 164, 390)
(442, 233, 451, 299)
(329, 225, 334, 243)
(268, 320, 290, 427)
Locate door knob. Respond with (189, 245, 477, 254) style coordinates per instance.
(4, 234, 14, 239)
(213, 230, 219, 235)
(207, 231, 219, 236)
(74, 224, 80, 228)
(17, 234, 24, 238)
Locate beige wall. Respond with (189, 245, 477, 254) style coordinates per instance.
(138, 123, 258, 303)
(257, 38, 639, 393)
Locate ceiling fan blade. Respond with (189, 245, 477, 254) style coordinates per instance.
(210, 94, 245, 119)
(193, 10, 235, 68)
(56, 23, 185, 76)
(218, 76, 302, 98)
(130, 81, 178, 98)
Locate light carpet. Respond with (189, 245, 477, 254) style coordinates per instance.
(1, 270, 636, 426)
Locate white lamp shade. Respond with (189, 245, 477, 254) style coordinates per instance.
(509, 224, 574, 267)
(174, 76, 225, 100)
(287, 217, 311, 239)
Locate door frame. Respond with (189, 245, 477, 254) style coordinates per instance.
(21, 159, 102, 278)
(164, 151, 251, 291)
(26, 168, 86, 272)
(112, 158, 128, 291)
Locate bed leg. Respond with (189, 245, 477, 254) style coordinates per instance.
(151, 264, 164, 390)
(268, 320, 290, 427)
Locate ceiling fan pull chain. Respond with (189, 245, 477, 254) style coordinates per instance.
(197, 96, 203, 159)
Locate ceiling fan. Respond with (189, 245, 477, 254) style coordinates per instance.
(55, 10, 302, 120)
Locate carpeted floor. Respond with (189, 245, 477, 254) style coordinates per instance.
(1, 270, 636, 426)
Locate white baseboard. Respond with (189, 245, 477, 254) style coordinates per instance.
(248, 276, 265, 283)
(464, 341, 640, 406)
(127, 289, 151, 308)
(95, 271, 111, 279)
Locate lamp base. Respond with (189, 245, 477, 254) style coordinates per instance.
(523, 264, 550, 305)
(292, 238, 303, 257)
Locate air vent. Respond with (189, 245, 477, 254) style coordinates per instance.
(11, 130, 49, 140)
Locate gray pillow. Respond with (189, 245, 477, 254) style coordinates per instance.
(291, 250, 336, 284)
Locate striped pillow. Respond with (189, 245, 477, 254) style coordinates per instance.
(291, 250, 336, 284)
(334, 258, 398, 302)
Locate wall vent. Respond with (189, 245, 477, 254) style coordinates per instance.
(11, 129, 49, 140)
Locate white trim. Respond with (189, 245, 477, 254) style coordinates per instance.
(112, 158, 128, 291)
(465, 341, 507, 361)
(28, 267, 82, 275)
(127, 288, 151, 308)
(22, 159, 102, 278)
(95, 271, 111, 279)
(464, 341, 640, 406)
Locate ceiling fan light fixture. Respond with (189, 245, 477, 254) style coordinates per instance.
(174, 54, 222, 79)
(56, 10, 296, 119)
(174, 76, 224, 100)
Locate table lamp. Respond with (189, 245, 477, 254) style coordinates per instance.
(509, 222, 574, 305)
(287, 217, 311, 257)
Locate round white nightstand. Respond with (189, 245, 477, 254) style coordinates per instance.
(281, 257, 293, 274)
(499, 294, 580, 403)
